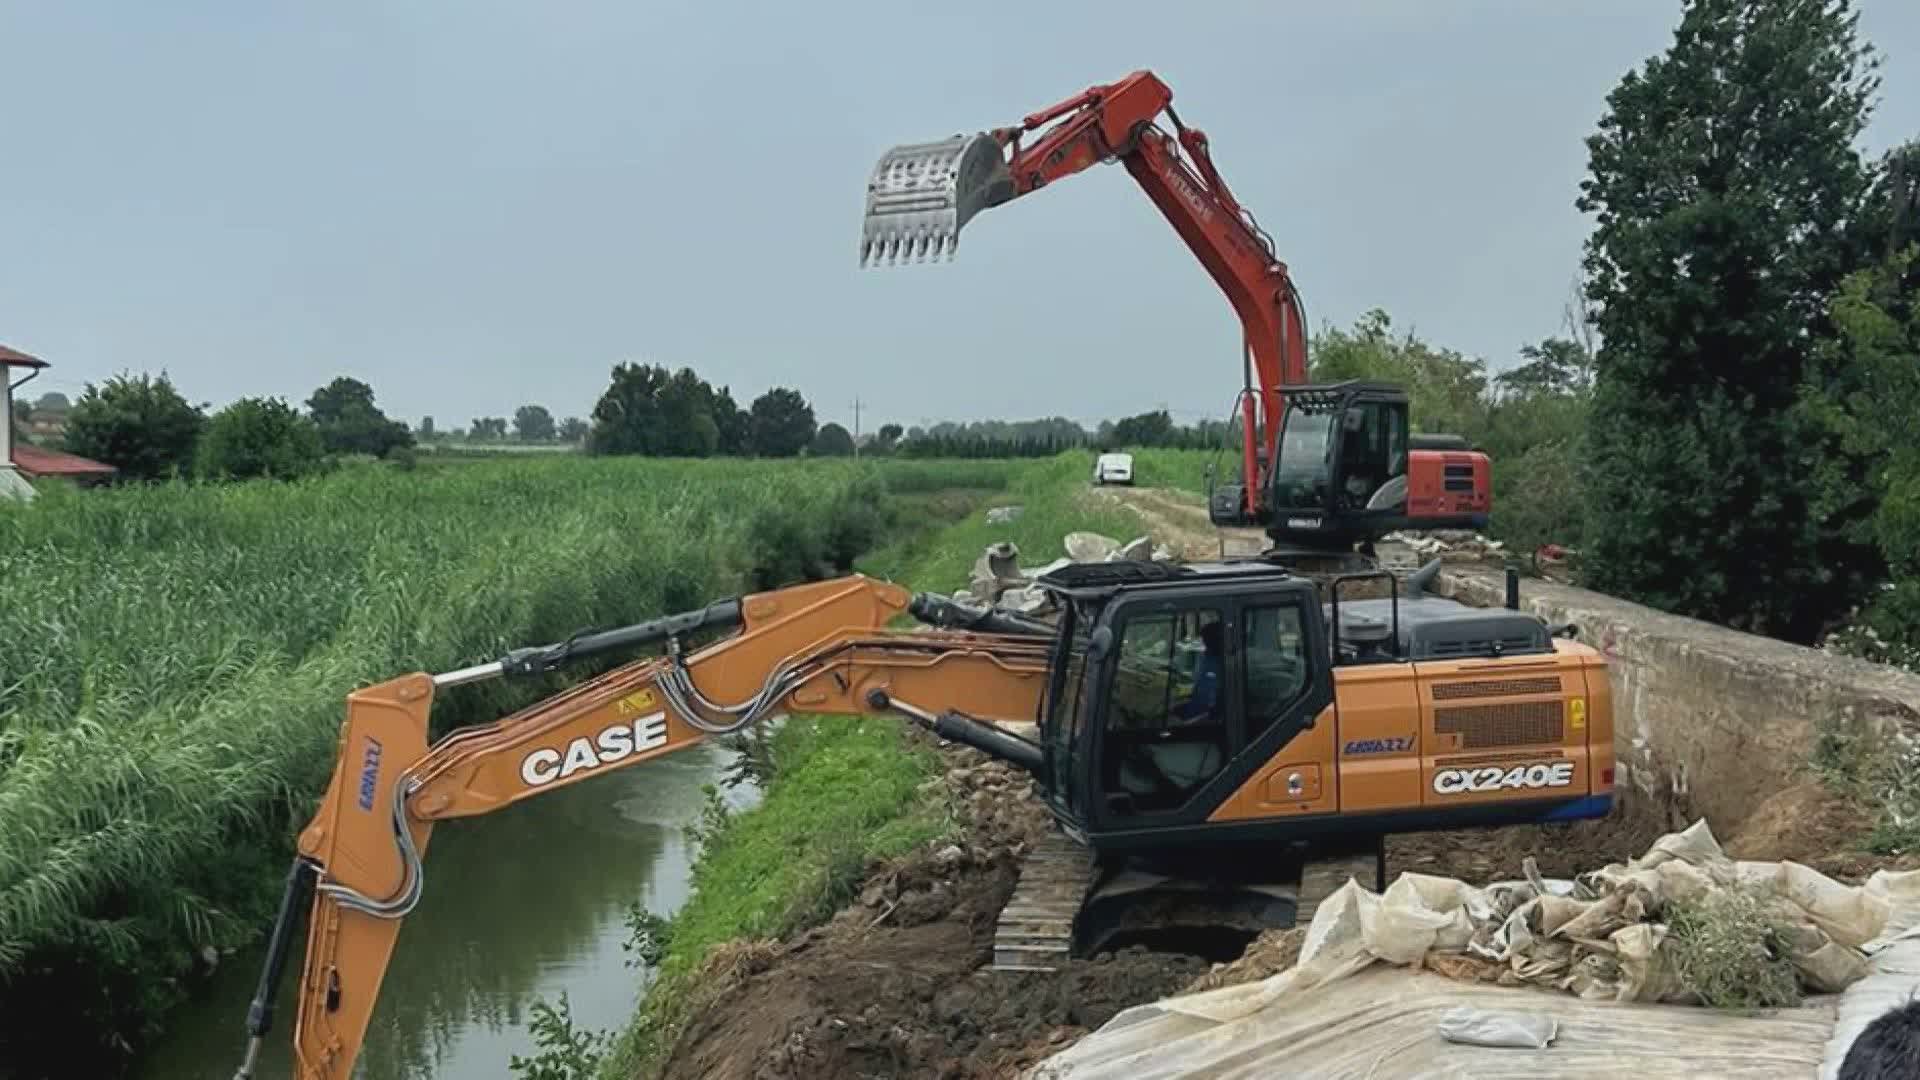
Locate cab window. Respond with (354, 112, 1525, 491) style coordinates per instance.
(1105, 607, 1230, 814)
(1241, 603, 1310, 745)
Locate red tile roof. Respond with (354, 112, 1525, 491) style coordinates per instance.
(0, 345, 47, 368)
(12, 442, 116, 476)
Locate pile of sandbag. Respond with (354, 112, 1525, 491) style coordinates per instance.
(1384, 529, 1507, 564)
(957, 532, 1173, 614)
(1034, 820, 1920, 1078)
(1224, 819, 1893, 1018)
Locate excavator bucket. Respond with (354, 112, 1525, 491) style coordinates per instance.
(860, 133, 1013, 267)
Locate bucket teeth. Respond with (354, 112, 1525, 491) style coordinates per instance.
(860, 132, 1011, 268)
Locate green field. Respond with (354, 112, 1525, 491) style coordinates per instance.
(0, 454, 1011, 1066)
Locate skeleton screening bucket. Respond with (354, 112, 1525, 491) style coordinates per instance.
(860, 133, 1013, 267)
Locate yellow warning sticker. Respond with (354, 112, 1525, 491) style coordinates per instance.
(1570, 697, 1587, 730)
(616, 688, 658, 716)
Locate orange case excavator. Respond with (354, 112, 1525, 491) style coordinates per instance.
(860, 70, 1492, 563)
(234, 564, 1610, 1079)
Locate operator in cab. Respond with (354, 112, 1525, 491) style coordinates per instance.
(1173, 621, 1225, 723)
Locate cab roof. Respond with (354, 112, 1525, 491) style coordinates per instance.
(1036, 557, 1294, 600)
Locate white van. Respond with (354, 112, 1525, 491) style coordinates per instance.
(1092, 452, 1134, 486)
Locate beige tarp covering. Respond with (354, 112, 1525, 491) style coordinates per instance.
(1033, 822, 1920, 1079)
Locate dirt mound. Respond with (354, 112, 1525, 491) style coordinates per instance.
(660, 749, 1209, 1080)
(1389, 795, 1675, 883)
(1722, 781, 1920, 882)
(1183, 927, 1306, 993)
(1725, 781, 1870, 863)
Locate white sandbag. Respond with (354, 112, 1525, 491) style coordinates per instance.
(1436, 1006, 1559, 1049)
(1064, 531, 1120, 562)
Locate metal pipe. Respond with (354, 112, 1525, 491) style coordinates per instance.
(233, 859, 318, 1080)
(432, 660, 505, 688)
(932, 711, 1045, 775)
(501, 598, 745, 678)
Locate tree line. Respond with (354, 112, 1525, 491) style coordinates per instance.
(1308, 0, 1918, 666)
(25, 356, 1233, 484)
(44, 374, 415, 482)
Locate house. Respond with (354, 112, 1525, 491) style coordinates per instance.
(3, 344, 114, 500)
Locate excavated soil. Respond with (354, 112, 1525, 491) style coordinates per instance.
(659, 748, 1209, 1080)
(1725, 781, 1919, 882)
(1389, 792, 1679, 883)
(660, 754, 1897, 1080)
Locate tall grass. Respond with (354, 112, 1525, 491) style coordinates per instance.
(0, 455, 999, 1067)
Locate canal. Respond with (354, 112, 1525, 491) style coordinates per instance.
(140, 741, 758, 1079)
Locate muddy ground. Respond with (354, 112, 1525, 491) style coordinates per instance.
(661, 746, 1207, 1080)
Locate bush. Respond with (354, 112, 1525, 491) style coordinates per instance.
(509, 993, 613, 1080)
(197, 397, 325, 481)
(61, 372, 205, 482)
(1488, 438, 1585, 561)
(1668, 887, 1803, 1011)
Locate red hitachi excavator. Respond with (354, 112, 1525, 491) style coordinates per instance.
(860, 70, 1491, 565)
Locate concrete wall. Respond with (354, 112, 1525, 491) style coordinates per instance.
(1438, 567, 1920, 830)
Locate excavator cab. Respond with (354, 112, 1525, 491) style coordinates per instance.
(1264, 382, 1412, 548)
(1031, 561, 1331, 844)
(1208, 381, 1491, 556)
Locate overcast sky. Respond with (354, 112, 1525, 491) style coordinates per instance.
(3, 2, 1916, 433)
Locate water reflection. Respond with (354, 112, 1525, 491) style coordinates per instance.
(140, 743, 757, 1080)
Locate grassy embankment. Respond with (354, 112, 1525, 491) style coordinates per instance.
(0, 454, 1005, 1073)
(601, 452, 1145, 1078)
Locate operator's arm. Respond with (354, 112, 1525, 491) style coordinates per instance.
(1172, 654, 1222, 722)
(234, 575, 1053, 1080)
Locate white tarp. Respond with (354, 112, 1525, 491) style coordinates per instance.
(1032, 821, 1920, 1079)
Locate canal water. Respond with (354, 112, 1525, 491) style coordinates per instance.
(140, 741, 759, 1080)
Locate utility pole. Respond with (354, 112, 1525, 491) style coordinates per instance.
(852, 397, 862, 458)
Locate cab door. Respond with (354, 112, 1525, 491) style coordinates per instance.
(1199, 586, 1339, 825)
(1087, 580, 1334, 838)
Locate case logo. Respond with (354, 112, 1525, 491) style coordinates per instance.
(521, 713, 670, 787)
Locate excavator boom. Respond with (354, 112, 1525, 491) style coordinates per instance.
(235, 577, 1053, 1080)
(860, 70, 1495, 547)
(861, 70, 1305, 519)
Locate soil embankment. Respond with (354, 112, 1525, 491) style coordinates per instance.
(660, 747, 1206, 1080)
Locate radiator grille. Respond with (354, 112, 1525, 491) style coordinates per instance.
(1435, 700, 1565, 749)
(1432, 676, 1561, 700)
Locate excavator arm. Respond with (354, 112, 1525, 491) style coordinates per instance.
(233, 576, 1056, 1080)
(860, 70, 1308, 516)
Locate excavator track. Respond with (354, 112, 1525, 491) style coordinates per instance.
(992, 830, 1096, 971)
(990, 830, 1385, 972)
